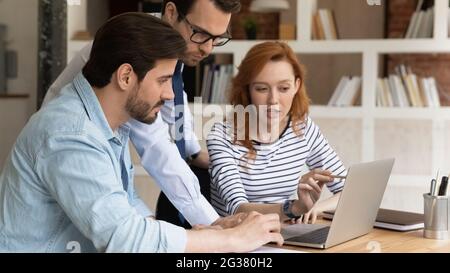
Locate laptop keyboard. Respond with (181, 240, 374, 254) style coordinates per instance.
(288, 226, 330, 245)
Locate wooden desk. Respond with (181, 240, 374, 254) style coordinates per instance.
(277, 220, 450, 253)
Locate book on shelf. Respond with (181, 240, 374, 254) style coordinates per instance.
(448, 6, 450, 37)
(328, 76, 361, 107)
(199, 63, 233, 104)
(376, 64, 441, 108)
(404, 0, 434, 39)
(279, 24, 296, 40)
(312, 9, 339, 40)
(184, 55, 233, 103)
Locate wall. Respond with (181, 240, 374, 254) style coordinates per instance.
(0, 99, 29, 168)
(0, 0, 38, 168)
(0, 0, 38, 114)
(230, 0, 280, 39)
(87, 0, 109, 35)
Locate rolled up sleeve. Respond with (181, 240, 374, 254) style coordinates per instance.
(35, 133, 187, 252)
(128, 117, 219, 226)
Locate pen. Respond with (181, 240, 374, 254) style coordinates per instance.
(447, 174, 450, 196)
(433, 170, 441, 196)
(438, 176, 448, 196)
(331, 175, 347, 179)
(430, 179, 437, 196)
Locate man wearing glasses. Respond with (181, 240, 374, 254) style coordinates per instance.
(43, 0, 240, 229)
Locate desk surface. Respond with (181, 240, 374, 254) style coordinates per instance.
(276, 220, 450, 253)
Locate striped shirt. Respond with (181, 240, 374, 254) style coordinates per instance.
(207, 116, 347, 216)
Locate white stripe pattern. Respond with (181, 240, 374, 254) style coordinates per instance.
(207, 116, 347, 216)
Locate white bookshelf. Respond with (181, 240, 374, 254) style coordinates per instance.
(68, 0, 450, 213)
(193, 0, 450, 213)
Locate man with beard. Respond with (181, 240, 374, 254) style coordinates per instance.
(43, 0, 243, 230)
(0, 13, 283, 253)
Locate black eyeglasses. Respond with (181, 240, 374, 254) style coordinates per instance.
(179, 13, 231, 47)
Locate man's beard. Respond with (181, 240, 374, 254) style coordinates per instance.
(126, 88, 164, 125)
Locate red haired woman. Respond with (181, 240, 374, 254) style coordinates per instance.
(207, 41, 347, 224)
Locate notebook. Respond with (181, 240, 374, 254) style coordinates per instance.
(322, 208, 424, 232)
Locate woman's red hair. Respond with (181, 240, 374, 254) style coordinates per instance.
(228, 41, 310, 159)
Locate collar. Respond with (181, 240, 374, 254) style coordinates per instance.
(73, 73, 122, 141)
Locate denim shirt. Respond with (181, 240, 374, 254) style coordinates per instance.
(44, 41, 218, 226)
(0, 73, 187, 253)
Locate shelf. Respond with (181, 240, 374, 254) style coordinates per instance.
(70, 38, 450, 56)
(215, 39, 450, 54)
(190, 103, 450, 120)
(374, 107, 450, 119)
(0, 94, 29, 99)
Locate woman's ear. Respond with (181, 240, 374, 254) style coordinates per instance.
(295, 77, 302, 93)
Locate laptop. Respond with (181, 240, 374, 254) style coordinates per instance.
(281, 158, 395, 249)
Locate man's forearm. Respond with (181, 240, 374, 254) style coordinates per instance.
(185, 229, 233, 253)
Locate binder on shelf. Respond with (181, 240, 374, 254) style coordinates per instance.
(279, 24, 296, 40)
(378, 64, 441, 108)
(328, 76, 361, 107)
(404, 0, 434, 38)
(313, 12, 325, 40)
(376, 79, 395, 107)
(313, 9, 338, 40)
(199, 63, 233, 104)
(328, 76, 349, 106)
(448, 7, 450, 37)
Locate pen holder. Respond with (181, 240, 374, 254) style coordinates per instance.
(423, 193, 450, 240)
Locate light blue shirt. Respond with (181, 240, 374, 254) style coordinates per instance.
(43, 41, 219, 226)
(0, 73, 187, 253)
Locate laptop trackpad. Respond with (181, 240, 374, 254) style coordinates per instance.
(281, 223, 329, 239)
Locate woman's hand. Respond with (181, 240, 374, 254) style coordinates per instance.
(292, 169, 333, 216)
(285, 206, 320, 225)
(288, 191, 342, 225)
(300, 207, 320, 224)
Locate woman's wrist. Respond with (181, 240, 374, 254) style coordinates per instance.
(283, 200, 303, 218)
(292, 200, 305, 216)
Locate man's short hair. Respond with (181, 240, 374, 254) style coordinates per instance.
(83, 12, 186, 88)
(161, 0, 241, 20)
